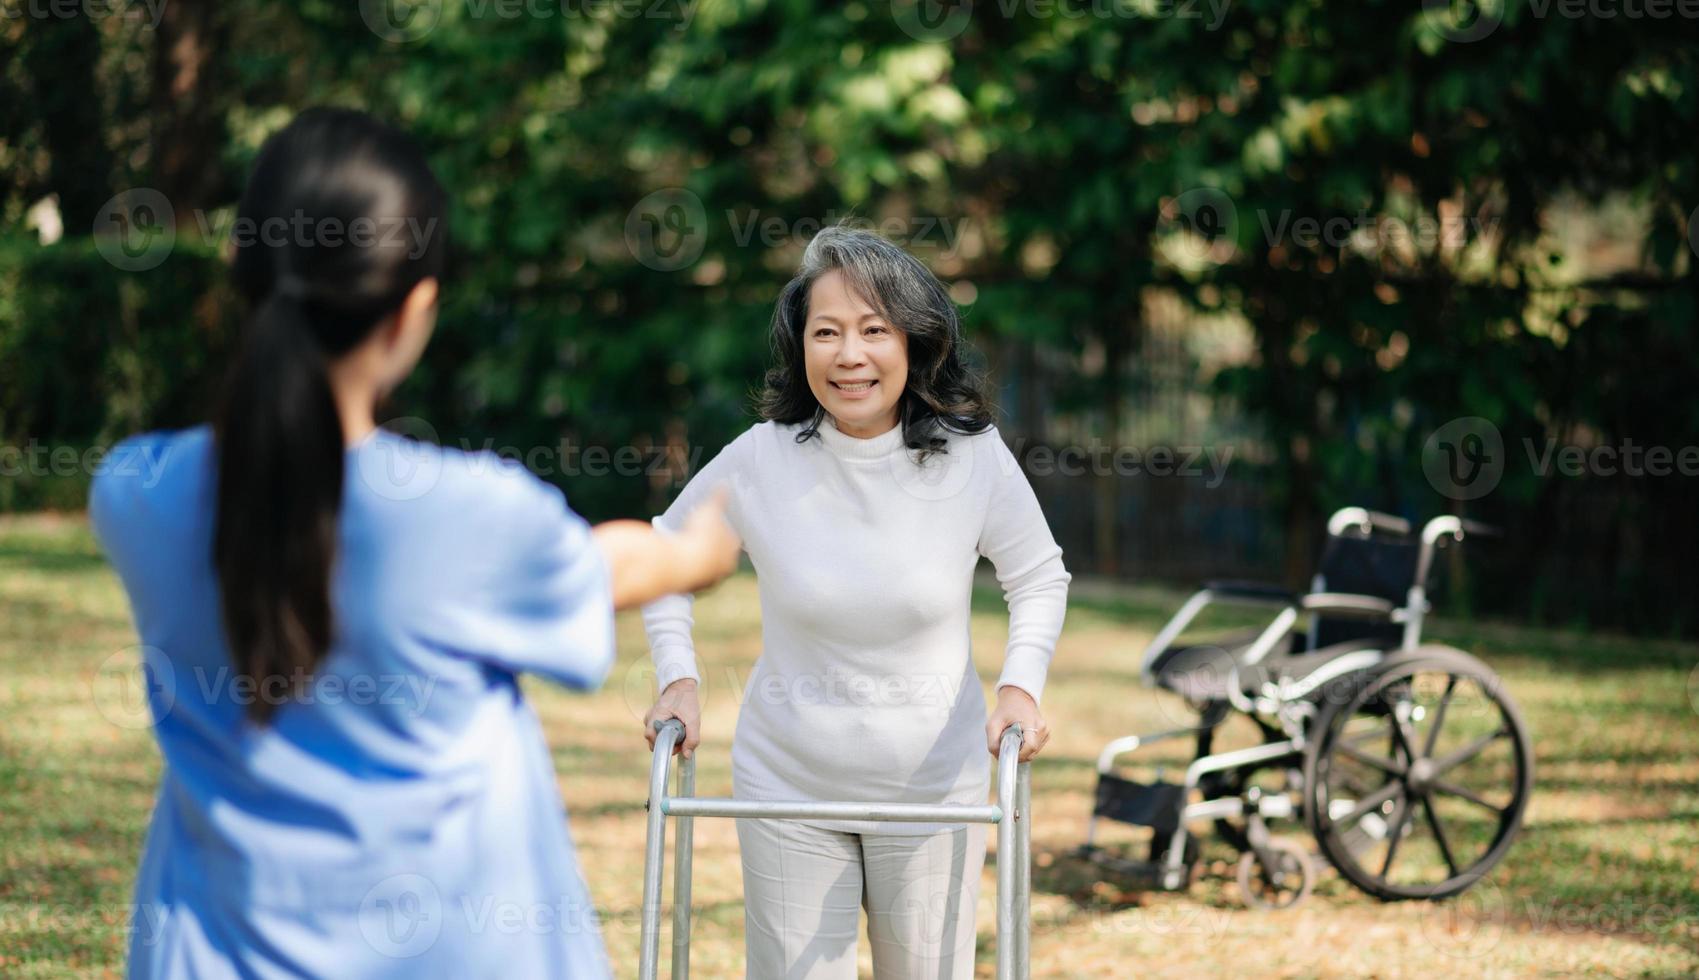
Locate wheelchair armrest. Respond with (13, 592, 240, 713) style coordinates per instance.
(1203, 580, 1298, 604)
(1141, 584, 1302, 683)
(1299, 592, 1397, 618)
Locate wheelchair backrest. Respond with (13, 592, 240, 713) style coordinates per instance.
(1309, 530, 1420, 650)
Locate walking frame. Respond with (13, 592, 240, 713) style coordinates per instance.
(639, 719, 1034, 979)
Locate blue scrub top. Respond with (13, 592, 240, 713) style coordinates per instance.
(89, 425, 617, 979)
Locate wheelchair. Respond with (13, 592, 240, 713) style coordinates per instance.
(1077, 507, 1534, 909)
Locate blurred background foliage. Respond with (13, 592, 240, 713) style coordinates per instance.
(1, 0, 1696, 634)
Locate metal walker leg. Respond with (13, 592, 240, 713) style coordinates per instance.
(671, 755, 694, 980)
(639, 720, 1033, 980)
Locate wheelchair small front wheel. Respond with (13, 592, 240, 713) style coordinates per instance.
(1236, 842, 1313, 909)
(1303, 647, 1534, 901)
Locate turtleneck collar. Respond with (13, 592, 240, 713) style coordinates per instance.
(814, 414, 906, 461)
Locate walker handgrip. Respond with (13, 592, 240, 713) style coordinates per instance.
(653, 718, 685, 736)
(997, 722, 1025, 759)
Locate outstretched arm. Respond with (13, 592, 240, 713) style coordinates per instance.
(592, 488, 739, 611)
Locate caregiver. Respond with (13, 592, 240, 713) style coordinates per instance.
(90, 107, 739, 978)
(641, 225, 1071, 979)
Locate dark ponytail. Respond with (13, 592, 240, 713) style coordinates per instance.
(213, 108, 447, 723)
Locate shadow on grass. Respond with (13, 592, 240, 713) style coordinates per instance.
(0, 542, 107, 574)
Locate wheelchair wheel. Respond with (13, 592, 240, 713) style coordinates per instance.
(1235, 842, 1313, 909)
(1303, 647, 1533, 900)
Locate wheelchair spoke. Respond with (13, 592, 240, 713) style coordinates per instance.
(1379, 794, 1413, 878)
(1335, 740, 1407, 777)
(1433, 777, 1504, 815)
(1337, 779, 1403, 827)
(1341, 722, 1391, 745)
(1424, 798, 1460, 878)
(1422, 677, 1457, 758)
(1336, 767, 1374, 796)
(1432, 726, 1508, 776)
(1389, 713, 1420, 766)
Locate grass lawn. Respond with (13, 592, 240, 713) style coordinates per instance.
(1, 512, 1696, 978)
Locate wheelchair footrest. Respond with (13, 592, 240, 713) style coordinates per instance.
(1093, 773, 1186, 834)
(1073, 845, 1172, 890)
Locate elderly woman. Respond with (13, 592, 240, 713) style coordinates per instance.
(641, 226, 1071, 978)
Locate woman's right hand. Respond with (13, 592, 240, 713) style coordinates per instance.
(643, 678, 701, 759)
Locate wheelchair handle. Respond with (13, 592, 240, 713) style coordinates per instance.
(1421, 515, 1502, 548)
(1457, 518, 1502, 538)
(1327, 507, 1411, 537)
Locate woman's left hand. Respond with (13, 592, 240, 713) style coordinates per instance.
(986, 686, 1049, 762)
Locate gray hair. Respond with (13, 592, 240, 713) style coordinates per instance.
(758, 223, 993, 459)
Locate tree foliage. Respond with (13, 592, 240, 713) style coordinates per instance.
(2, 0, 1695, 632)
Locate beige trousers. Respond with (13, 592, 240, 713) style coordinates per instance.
(735, 818, 987, 980)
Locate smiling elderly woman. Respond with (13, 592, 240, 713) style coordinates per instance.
(640, 226, 1071, 979)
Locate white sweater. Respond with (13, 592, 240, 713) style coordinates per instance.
(642, 417, 1071, 834)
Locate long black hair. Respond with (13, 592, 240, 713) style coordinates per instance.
(213, 107, 447, 723)
(757, 224, 993, 459)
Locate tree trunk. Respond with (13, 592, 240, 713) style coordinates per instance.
(20, 14, 114, 232)
(150, 0, 231, 220)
